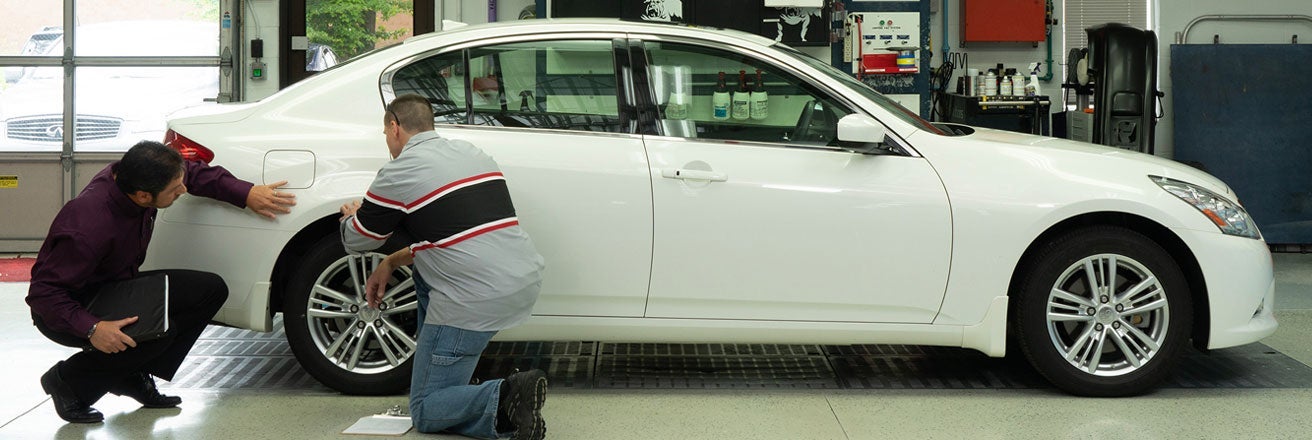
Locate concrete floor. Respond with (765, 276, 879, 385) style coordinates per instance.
(2, 253, 1310, 439)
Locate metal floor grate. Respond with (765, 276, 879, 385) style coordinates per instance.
(162, 321, 1312, 391)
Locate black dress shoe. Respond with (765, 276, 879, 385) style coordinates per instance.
(40, 363, 103, 424)
(110, 372, 181, 408)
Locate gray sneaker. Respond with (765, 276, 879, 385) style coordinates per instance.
(499, 369, 547, 440)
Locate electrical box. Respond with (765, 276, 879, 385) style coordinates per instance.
(960, 0, 1045, 44)
(847, 12, 920, 75)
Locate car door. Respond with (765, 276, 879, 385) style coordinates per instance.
(637, 40, 952, 323)
(384, 36, 652, 317)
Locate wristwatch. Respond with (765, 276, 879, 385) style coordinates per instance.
(86, 322, 98, 339)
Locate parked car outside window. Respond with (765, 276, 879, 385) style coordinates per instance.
(4, 26, 63, 84)
(0, 21, 218, 152)
(306, 42, 339, 72)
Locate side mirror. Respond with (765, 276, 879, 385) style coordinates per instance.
(836, 114, 890, 154)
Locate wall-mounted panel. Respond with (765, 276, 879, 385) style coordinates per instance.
(961, 0, 1045, 44)
(1171, 44, 1312, 244)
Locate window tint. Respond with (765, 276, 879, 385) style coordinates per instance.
(392, 40, 623, 133)
(469, 40, 622, 132)
(642, 41, 852, 147)
(777, 45, 942, 135)
(392, 51, 469, 125)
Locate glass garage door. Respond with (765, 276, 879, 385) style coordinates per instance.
(0, 0, 230, 251)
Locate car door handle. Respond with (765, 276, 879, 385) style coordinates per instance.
(661, 168, 727, 182)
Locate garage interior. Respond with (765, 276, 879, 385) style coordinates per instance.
(2, 0, 1311, 438)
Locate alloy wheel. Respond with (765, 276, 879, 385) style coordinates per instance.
(1045, 253, 1170, 376)
(304, 252, 420, 374)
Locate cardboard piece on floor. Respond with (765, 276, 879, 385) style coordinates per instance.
(342, 414, 413, 436)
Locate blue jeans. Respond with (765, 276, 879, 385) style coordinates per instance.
(409, 272, 506, 438)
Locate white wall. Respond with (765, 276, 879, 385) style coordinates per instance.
(440, 0, 537, 26)
(1154, 0, 1312, 158)
(243, 0, 282, 101)
(927, 0, 1064, 106)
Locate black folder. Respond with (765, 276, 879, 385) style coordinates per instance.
(85, 274, 170, 342)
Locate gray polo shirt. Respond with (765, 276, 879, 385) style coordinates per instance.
(342, 131, 544, 331)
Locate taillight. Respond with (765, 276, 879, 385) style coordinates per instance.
(163, 129, 215, 164)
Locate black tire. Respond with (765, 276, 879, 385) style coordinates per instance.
(1014, 226, 1192, 397)
(283, 234, 420, 395)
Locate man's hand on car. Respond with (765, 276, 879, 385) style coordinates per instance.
(247, 180, 297, 219)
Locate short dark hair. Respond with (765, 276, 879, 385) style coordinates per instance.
(386, 94, 435, 132)
(113, 141, 184, 197)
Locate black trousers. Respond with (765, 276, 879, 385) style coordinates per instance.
(33, 269, 228, 404)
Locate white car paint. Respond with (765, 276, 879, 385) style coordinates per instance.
(643, 135, 952, 323)
(143, 19, 1275, 393)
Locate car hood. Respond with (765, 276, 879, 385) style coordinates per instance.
(951, 127, 1234, 198)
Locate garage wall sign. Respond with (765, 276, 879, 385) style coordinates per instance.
(0, 175, 17, 188)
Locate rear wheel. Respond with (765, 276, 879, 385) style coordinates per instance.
(1014, 226, 1192, 396)
(283, 234, 420, 395)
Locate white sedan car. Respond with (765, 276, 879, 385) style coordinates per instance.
(145, 19, 1276, 397)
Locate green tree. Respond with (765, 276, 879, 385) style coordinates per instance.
(307, 0, 410, 60)
(174, 0, 220, 21)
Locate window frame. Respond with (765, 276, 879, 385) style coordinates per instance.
(1063, 0, 1152, 85)
(380, 33, 636, 135)
(629, 36, 861, 151)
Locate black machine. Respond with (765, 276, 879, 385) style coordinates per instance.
(1063, 23, 1162, 152)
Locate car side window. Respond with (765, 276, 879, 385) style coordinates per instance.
(391, 51, 470, 125)
(391, 40, 622, 133)
(466, 40, 622, 132)
(642, 42, 852, 147)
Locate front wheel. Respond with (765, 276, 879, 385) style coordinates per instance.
(283, 234, 420, 395)
(1014, 226, 1193, 396)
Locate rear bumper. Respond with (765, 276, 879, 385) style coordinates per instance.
(143, 198, 289, 331)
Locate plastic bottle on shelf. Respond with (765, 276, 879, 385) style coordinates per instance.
(712, 71, 730, 120)
(984, 70, 998, 96)
(666, 65, 690, 119)
(731, 70, 750, 120)
(1025, 73, 1040, 97)
(750, 69, 769, 120)
(666, 92, 688, 119)
(1008, 69, 1018, 96)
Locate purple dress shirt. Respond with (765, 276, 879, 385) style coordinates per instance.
(25, 160, 253, 338)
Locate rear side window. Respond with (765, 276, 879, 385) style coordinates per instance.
(390, 40, 624, 133)
(390, 51, 469, 125)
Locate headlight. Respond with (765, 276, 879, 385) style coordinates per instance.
(1152, 176, 1261, 239)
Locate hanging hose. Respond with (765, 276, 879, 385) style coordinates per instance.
(1041, 0, 1055, 81)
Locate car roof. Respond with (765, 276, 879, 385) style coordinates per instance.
(404, 18, 780, 49)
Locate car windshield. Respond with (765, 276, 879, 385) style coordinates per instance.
(777, 45, 944, 136)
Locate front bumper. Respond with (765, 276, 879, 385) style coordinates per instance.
(1176, 227, 1278, 349)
